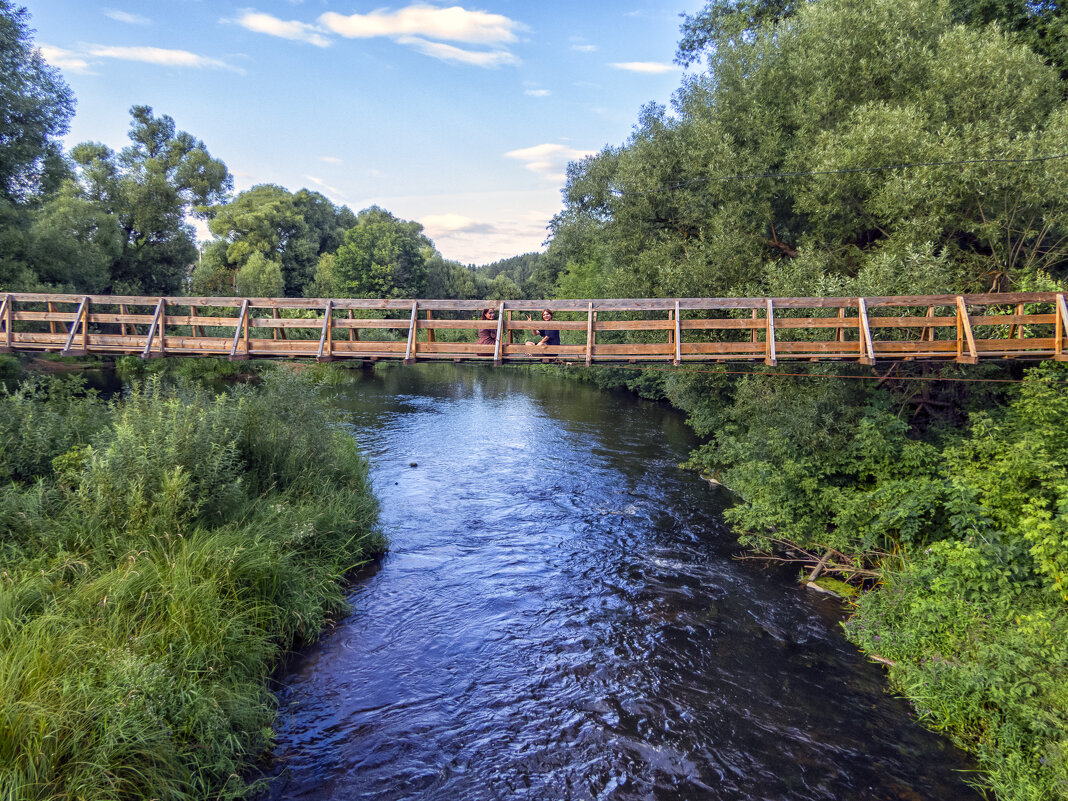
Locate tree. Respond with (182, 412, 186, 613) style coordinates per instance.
(0, 0, 74, 203)
(67, 106, 231, 294)
(314, 206, 430, 299)
(206, 185, 355, 296)
(235, 251, 285, 297)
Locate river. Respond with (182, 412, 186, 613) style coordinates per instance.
(263, 363, 979, 801)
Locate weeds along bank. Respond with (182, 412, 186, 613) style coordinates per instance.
(0, 368, 382, 800)
(558, 360, 1068, 800)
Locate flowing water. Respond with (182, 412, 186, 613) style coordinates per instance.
(264, 364, 980, 801)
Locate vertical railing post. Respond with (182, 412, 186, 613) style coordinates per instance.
(764, 298, 777, 366)
(425, 309, 434, 344)
(142, 297, 165, 360)
(857, 298, 876, 366)
(230, 299, 250, 361)
(315, 299, 333, 362)
(61, 296, 89, 355)
(119, 303, 130, 337)
(493, 301, 505, 366)
(674, 300, 682, 366)
(404, 301, 419, 364)
(1055, 294, 1067, 361)
(0, 295, 12, 353)
(585, 302, 594, 367)
(81, 297, 90, 353)
(47, 300, 57, 335)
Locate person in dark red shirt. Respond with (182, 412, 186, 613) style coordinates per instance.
(477, 307, 497, 345)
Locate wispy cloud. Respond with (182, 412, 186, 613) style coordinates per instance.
(88, 45, 244, 73)
(609, 61, 679, 74)
(571, 44, 597, 53)
(40, 45, 93, 73)
(421, 213, 497, 236)
(234, 10, 330, 47)
(103, 9, 150, 25)
(319, 156, 343, 164)
(305, 175, 347, 199)
(524, 88, 550, 97)
(505, 143, 595, 182)
(396, 35, 518, 67)
(319, 5, 524, 45)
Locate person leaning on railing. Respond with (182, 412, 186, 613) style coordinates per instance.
(477, 307, 496, 345)
(525, 309, 560, 347)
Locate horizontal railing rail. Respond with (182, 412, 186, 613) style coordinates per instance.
(1, 292, 1065, 366)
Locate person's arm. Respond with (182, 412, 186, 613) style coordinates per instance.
(537, 334, 549, 345)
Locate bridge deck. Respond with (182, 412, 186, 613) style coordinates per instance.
(1, 292, 1065, 366)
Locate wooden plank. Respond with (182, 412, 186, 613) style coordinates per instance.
(674, 300, 682, 366)
(348, 309, 355, 342)
(316, 300, 334, 362)
(857, 298, 875, 366)
(141, 298, 165, 359)
(956, 296, 978, 364)
(47, 301, 57, 335)
(836, 307, 846, 343)
(751, 309, 759, 344)
(229, 299, 250, 361)
(425, 309, 433, 343)
(404, 301, 418, 364)
(493, 301, 505, 365)
(61, 296, 89, 355)
(764, 299, 777, 366)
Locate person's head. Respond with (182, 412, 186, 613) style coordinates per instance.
(482, 307, 496, 320)
(541, 309, 553, 321)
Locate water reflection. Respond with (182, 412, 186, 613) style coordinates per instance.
(264, 363, 978, 800)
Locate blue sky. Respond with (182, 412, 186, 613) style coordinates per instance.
(26, 1, 704, 264)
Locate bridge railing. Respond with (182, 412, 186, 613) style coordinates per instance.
(1, 292, 1065, 365)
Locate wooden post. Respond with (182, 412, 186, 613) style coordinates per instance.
(585, 302, 594, 367)
(61, 296, 89, 355)
(120, 303, 129, 337)
(158, 298, 166, 356)
(404, 301, 418, 364)
(316, 300, 334, 362)
(229, 299, 250, 361)
(507, 309, 514, 345)
(750, 309, 759, 345)
(764, 298, 777, 367)
(82, 296, 90, 353)
(920, 306, 935, 342)
(674, 300, 682, 365)
(668, 307, 674, 346)
(0, 295, 11, 352)
(1056, 293, 1068, 361)
(142, 297, 165, 360)
(857, 298, 876, 366)
(349, 309, 355, 342)
(493, 301, 505, 365)
(47, 301, 57, 335)
(271, 306, 278, 341)
(425, 309, 434, 343)
(956, 296, 978, 364)
(836, 307, 846, 346)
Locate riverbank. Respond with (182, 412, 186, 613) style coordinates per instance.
(0, 368, 382, 800)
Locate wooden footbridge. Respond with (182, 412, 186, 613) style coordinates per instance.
(1, 291, 1065, 366)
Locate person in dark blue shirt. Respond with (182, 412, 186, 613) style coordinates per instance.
(526, 309, 560, 347)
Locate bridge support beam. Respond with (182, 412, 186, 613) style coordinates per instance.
(1056, 293, 1067, 362)
(956, 296, 979, 365)
(61, 296, 90, 356)
(0, 294, 11, 353)
(858, 298, 876, 366)
(764, 299, 777, 367)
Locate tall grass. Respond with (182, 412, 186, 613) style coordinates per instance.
(0, 370, 382, 800)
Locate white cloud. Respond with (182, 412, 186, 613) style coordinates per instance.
(524, 88, 550, 97)
(571, 44, 597, 53)
(103, 9, 150, 25)
(305, 175, 347, 199)
(39, 45, 92, 73)
(396, 35, 518, 67)
(421, 213, 496, 236)
(319, 156, 343, 164)
(234, 11, 330, 47)
(609, 61, 679, 74)
(505, 143, 595, 182)
(319, 5, 524, 45)
(88, 45, 244, 73)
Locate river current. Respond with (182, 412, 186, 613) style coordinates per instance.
(264, 364, 979, 801)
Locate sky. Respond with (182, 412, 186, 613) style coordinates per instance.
(24, 0, 705, 265)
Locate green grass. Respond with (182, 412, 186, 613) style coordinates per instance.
(0, 369, 382, 800)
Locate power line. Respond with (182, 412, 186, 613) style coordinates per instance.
(608, 153, 1068, 197)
